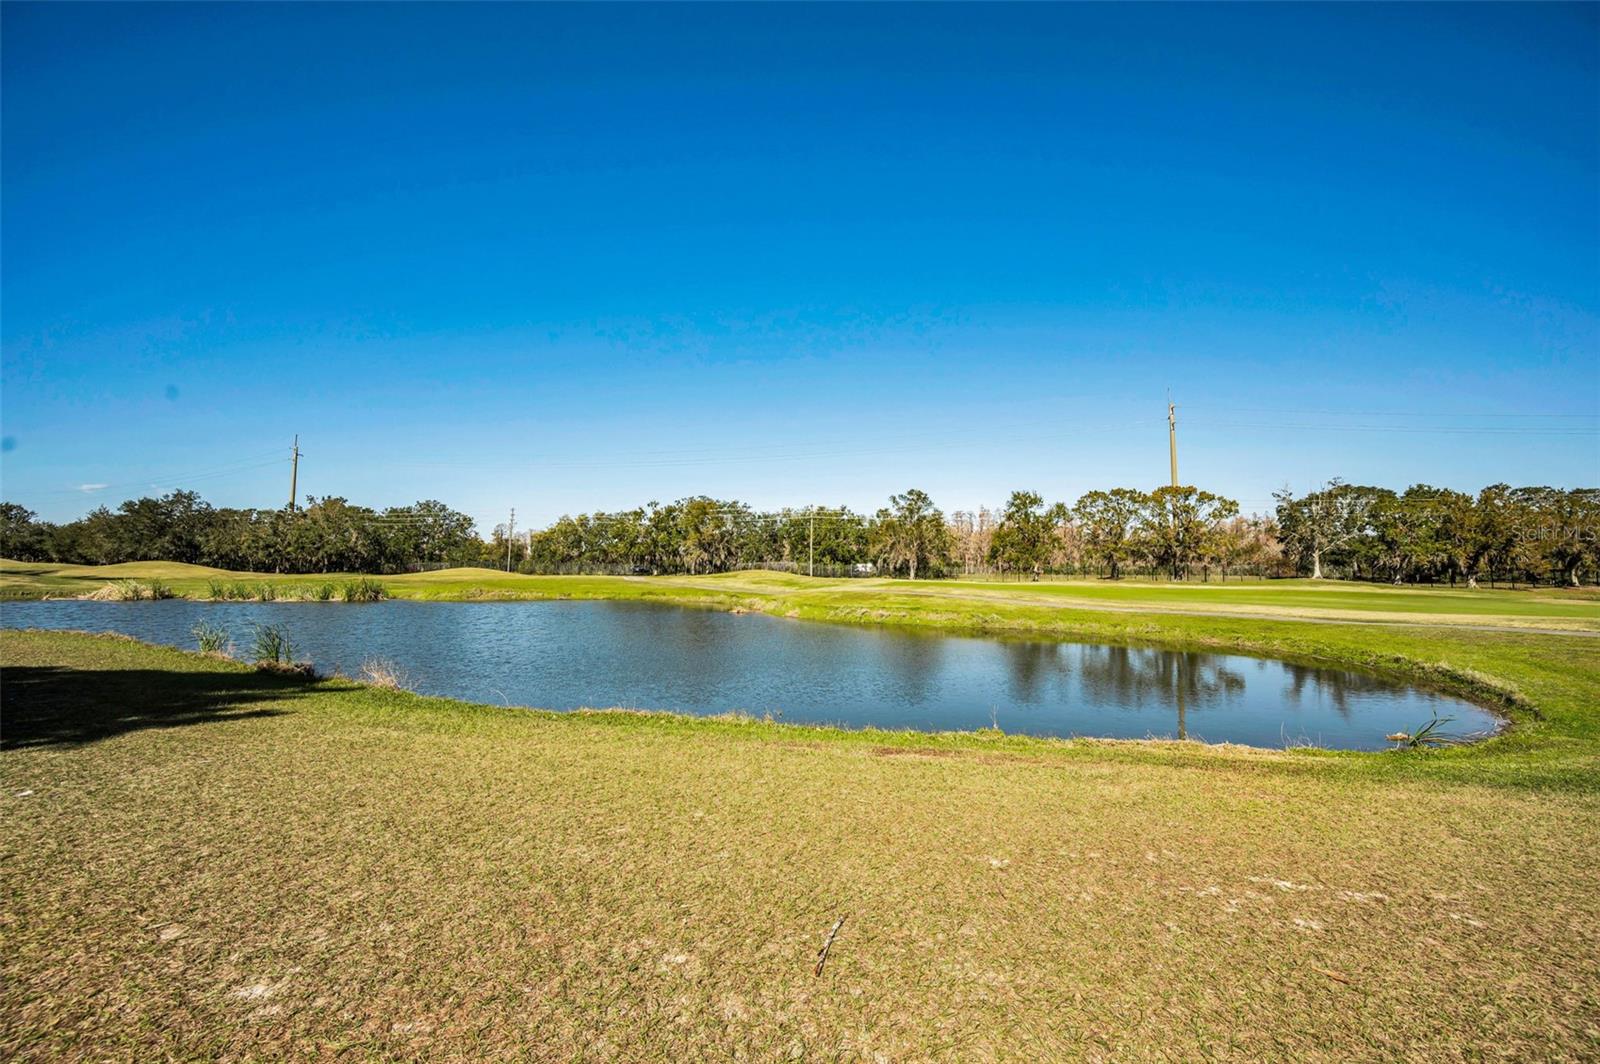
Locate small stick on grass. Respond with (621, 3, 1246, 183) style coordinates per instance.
(814, 915, 846, 977)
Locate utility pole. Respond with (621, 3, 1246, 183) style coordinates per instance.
(288, 435, 301, 511)
(505, 507, 515, 572)
(1167, 398, 1179, 488)
(809, 507, 816, 578)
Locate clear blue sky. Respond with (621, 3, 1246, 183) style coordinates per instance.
(3, 3, 1596, 528)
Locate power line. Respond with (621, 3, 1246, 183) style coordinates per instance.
(24, 451, 288, 497)
(1184, 405, 1598, 418)
(1186, 420, 1597, 436)
(390, 418, 1169, 472)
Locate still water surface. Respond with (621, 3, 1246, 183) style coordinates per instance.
(1, 600, 1499, 750)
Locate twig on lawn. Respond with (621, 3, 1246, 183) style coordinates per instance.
(1316, 967, 1354, 987)
(814, 915, 846, 976)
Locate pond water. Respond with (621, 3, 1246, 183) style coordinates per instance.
(0, 600, 1500, 750)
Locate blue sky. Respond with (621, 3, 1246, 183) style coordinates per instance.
(3, 3, 1596, 528)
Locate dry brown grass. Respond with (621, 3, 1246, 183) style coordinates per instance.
(2, 631, 1598, 1061)
(357, 657, 412, 691)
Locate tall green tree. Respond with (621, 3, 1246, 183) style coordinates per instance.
(1140, 486, 1240, 580)
(0, 503, 50, 561)
(1274, 480, 1381, 579)
(988, 491, 1068, 579)
(676, 497, 741, 575)
(1073, 488, 1145, 580)
(776, 507, 868, 571)
(1521, 487, 1600, 587)
(872, 489, 952, 580)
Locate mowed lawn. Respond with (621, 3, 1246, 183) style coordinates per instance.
(5, 560, 1598, 634)
(3, 630, 1599, 1061)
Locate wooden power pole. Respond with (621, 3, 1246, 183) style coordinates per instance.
(288, 435, 301, 511)
(809, 507, 816, 578)
(505, 507, 515, 572)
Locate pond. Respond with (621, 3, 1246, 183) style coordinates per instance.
(0, 600, 1501, 750)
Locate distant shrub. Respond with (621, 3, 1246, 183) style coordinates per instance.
(313, 582, 336, 602)
(207, 579, 226, 599)
(340, 578, 386, 603)
(256, 582, 278, 602)
(192, 620, 231, 655)
(146, 581, 175, 600)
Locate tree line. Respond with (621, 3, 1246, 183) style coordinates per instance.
(0, 493, 483, 574)
(1272, 481, 1599, 588)
(5, 480, 1593, 585)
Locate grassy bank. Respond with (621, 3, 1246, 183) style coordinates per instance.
(2, 630, 1597, 1061)
(5, 560, 1597, 630)
(5, 560, 1599, 790)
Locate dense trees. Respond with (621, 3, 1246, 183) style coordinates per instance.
(1141, 487, 1242, 580)
(3, 480, 1595, 585)
(872, 489, 954, 580)
(1273, 483, 1599, 586)
(1073, 489, 1145, 580)
(0, 492, 482, 574)
(989, 491, 1068, 579)
(1274, 479, 1378, 580)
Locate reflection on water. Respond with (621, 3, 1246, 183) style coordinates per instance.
(0, 600, 1500, 750)
(1069, 645, 1249, 740)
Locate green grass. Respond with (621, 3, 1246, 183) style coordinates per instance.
(6, 560, 1596, 632)
(3, 629, 1598, 1060)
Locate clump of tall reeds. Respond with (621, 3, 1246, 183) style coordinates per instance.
(207, 581, 281, 601)
(249, 623, 315, 677)
(340, 578, 386, 602)
(192, 620, 232, 656)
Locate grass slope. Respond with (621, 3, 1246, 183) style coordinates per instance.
(2, 630, 1597, 1061)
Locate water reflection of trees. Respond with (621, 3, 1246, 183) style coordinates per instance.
(999, 641, 1074, 703)
(1069, 646, 1247, 739)
(1280, 664, 1391, 721)
(1059, 646, 1392, 737)
(875, 630, 947, 704)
